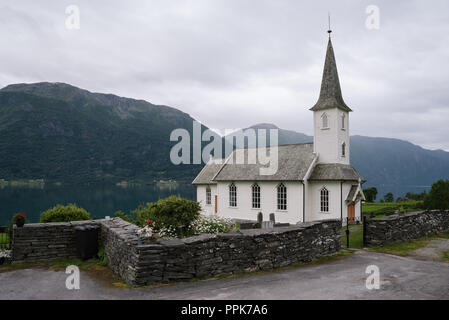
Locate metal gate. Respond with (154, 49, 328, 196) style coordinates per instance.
(343, 216, 368, 249)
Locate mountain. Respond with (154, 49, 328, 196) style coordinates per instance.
(248, 123, 449, 198)
(0, 82, 448, 198)
(0, 82, 212, 184)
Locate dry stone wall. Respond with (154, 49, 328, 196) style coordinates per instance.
(365, 210, 449, 246)
(12, 217, 342, 286)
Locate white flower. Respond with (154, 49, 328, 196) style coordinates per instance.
(137, 225, 154, 238)
(0, 250, 11, 259)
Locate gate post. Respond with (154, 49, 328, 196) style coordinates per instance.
(345, 218, 350, 248)
(362, 215, 367, 247)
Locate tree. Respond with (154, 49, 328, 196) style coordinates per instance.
(384, 192, 394, 203)
(423, 180, 449, 210)
(363, 187, 378, 202)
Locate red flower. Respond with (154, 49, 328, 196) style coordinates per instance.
(146, 221, 152, 225)
(17, 212, 26, 218)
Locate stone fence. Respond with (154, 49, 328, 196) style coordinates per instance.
(365, 210, 449, 246)
(12, 220, 100, 263)
(12, 218, 342, 286)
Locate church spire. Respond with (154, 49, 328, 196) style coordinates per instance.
(310, 33, 352, 112)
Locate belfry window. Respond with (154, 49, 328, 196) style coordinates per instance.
(320, 187, 329, 212)
(321, 113, 328, 129)
(342, 142, 346, 157)
(341, 114, 345, 129)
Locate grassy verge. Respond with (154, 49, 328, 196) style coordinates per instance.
(362, 201, 422, 216)
(0, 256, 108, 271)
(441, 251, 449, 262)
(368, 233, 449, 255)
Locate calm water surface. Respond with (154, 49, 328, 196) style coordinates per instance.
(0, 183, 195, 226)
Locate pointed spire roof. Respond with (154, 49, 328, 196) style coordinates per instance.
(310, 38, 352, 112)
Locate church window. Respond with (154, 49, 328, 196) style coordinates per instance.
(321, 113, 329, 129)
(320, 187, 329, 212)
(229, 183, 237, 207)
(342, 142, 346, 157)
(252, 183, 261, 209)
(277, 183, 287, 210)
(206, 186, 211, 205)
(341, 114, 345, 129)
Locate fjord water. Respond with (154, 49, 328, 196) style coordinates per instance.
(0, 183, 195, 226)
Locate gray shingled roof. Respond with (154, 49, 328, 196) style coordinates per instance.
(310, 39, 352, 112)
(309, 163, 364, 181)
(213, 143, 315, 181)
(191, 160, 223, 184)
(346, 185, 359, 202)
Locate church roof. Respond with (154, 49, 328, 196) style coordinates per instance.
(310, 38, 352, 112)
(192, 159, 223, 184)
(192, 143, 365, 183)
(309, 163, 364, 181)
(211, 143, 315, 182)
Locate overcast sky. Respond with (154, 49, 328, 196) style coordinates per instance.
(0, 0, 448, 150)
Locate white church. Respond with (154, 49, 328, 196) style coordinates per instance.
(193, 34, 365, 224)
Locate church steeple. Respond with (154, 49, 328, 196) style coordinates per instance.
(311, 31, 352, 165)
(310, 37, 352, 112)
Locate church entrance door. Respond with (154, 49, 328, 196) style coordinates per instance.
(347, 203, 355, 224)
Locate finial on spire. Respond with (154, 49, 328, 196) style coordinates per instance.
(327, 13, 332, 38)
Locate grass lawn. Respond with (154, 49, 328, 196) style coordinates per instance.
(362, 201, 422, 214)
(368, 233, 449, 255)
(341, 224, 364, 249)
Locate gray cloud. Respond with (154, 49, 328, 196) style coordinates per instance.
(0, 0, 448, 150)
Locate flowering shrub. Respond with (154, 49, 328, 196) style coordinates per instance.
(191, 215, 234, 235)
(12, 212, 26, 225)
(117, 196, 201, 238)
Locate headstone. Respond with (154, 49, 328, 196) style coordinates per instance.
(269, 213, 275, 224)
(257, 212, 263, 224)
(262, 221, 274, 229)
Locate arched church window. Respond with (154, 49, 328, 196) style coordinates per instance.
(320, 187, 329, 212)
(321, 113, 328, 129)
(206, 186, 211, 205)
(277, 183, 287, 210)
(229, 183, 237, 207)
(252, 183, 260, 209)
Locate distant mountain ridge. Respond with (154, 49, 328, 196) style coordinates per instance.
(247, 123, 449, 198)
(0, 82, 448, 198)
(0, 82, 210, 184)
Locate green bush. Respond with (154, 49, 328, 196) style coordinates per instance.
(40, 204, 91, 223)
(120, 196, 201, 238)
(424, 179, 449, 210)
